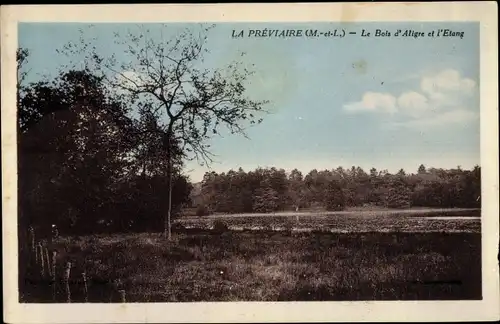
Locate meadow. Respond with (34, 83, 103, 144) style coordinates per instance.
(177, 208, 481, 233)
(19, 208, 481, 303)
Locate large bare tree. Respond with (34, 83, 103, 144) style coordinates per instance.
(58, 24, 269, 239)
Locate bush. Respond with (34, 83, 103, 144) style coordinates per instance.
(195, 204, 210, 217)
(212, 220, 229, 234)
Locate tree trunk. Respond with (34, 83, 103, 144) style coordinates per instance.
(164, 126, 173, 240)
(165, 157, 173, 240)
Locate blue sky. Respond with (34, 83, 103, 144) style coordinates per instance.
(18, 22, 480, 181)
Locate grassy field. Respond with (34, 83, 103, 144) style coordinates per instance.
(20, 233, 482, 302)
(20, 231, 482, 302)
(19, 209, 482, 303)
(177, 208, 481, 233)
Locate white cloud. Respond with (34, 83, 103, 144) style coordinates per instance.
(421, 69, 476, 96)
(343, 91, 397, 114)
(420, 69, 476, 109)
(343, 69, 478, 129)
(397, 91, 430, 118)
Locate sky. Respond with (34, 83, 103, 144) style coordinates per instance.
(18, 22, 480, 182)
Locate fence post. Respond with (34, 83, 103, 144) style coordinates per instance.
(29, 226, 35, 253)
(38, 242, 45, 277)
(63, 262, 72, 303)
(118, 289, 126, 303)
(51, 251, 57, 281)
(51, 251, 57, 301)
(51, 224, 59, 243)
(45, 247, 51, 277)
(35, 241, 40, 265)
(82, 271, 88, 303)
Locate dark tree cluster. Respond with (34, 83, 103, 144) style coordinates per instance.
(192, 165, 481, 215)
(17, 53, 192, 236)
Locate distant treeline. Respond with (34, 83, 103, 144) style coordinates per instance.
(192, 165, 481, 215)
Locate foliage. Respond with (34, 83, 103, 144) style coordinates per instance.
(195, 204, 211, 217)
(385, 176, 412, 209)
(253, 186, 280, 213)
(212, 220, 229, 234)
(324, 181, 346, 211)
(199, 165, 481, 213)
(17, 65, 192, 235)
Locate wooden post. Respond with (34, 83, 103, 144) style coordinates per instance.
(45, 247, 51, 277)
(38, 243, 44, 276)
(51, 224, 59, 243)
(51, 251, 57, 281)
(63, 262, 72, 303)
(35, 241, 40, 265)
(29, 226, 35, 253)
(82, 271, 88, 303)
(118, 289, 126, 303)
(51, 251, 57, 301)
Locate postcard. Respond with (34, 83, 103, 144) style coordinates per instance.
(2, 2, 499, 323)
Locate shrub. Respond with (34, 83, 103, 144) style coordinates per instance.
(212, 220, 229, 234)
(195, 204, 210, 217)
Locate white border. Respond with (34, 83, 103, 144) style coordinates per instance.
(2, 2, 499, 323)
